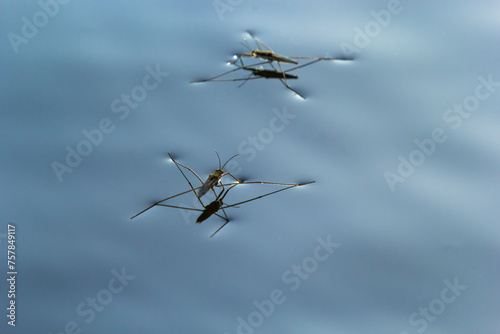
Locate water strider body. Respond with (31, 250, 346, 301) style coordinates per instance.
(241, 50, 299, 65)
(233, 31, 299, 66)
(196, 151, 240, 198)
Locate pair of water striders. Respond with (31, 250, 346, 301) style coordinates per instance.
(131, 151, 314, 238)
(132, 32, 349, 236)
(189, 31, 354, 99)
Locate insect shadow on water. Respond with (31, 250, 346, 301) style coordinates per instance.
(190, 31, 354, 99)
(130, 153, 315, 238)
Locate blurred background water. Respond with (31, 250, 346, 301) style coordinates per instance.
(1, 1, 500, 333)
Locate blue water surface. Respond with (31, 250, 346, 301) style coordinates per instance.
(1, 1, 499, 333)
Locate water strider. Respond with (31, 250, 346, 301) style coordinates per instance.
(130, 153, 315, 237)
(190, 31, 353, 99)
